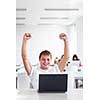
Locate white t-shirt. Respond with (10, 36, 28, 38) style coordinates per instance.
(29, 65, 60, 90)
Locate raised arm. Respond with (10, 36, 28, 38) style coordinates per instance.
(21, 33, 32, 75)
(58, 33, 69, 72)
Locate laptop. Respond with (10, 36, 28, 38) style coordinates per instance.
(38, 74, 68, 93)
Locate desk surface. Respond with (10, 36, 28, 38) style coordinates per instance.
(16, 89, 83, 100)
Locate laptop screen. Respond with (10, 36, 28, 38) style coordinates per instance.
(38, 74, 68, 93)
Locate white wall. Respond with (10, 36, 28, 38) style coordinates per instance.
(74, 16, 83, 63)
(16, 25, 75, 65)
(16, 17, 83, 66)
(16, 0, 83, 65)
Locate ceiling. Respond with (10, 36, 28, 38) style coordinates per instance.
(16, 0, 83, 27)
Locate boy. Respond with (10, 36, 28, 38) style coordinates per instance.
(21, 33, 69, 89)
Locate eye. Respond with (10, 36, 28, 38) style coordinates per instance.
(47, 59, 50, 61)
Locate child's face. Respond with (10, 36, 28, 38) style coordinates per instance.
(39, 55, 51, 69)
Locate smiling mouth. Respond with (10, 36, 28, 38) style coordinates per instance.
(43, 64, 48, 66)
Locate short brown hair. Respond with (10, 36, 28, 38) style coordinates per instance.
(39, 50, 52, 60)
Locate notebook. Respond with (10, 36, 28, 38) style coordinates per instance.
(38, 74, 68, 93)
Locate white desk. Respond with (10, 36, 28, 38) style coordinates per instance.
(16, 89, 83, 100)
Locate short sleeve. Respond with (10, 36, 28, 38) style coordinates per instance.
(28, 67, 34, 78)
(28, 67, 39, 89)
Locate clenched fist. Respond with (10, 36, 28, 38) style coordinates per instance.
(23, 33, 32, 40)
(59, 33, 68, 41)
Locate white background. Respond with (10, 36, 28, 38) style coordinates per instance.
(0, 0, 100, 100)
(16, 0, 83, 66)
